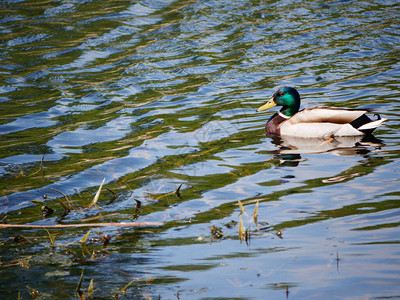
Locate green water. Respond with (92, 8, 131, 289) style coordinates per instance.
(1, 0, 400, 299)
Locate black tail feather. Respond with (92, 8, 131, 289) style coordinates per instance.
(350, 114, 372, 129)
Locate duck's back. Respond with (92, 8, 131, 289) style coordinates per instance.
(287, 107, 368, 125)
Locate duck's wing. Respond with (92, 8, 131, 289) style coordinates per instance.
(280, 106, 378, 138)
(287, 106, 370, 125)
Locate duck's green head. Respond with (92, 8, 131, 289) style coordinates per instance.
(257, 86, 300, 117)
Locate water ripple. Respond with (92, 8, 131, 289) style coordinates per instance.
(1, 0, 400, 298)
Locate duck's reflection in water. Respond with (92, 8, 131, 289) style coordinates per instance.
(268, 134, 384, 166)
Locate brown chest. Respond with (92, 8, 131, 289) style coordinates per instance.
(265, 113, 287, 135)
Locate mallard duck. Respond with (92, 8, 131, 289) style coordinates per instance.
(257, 86, 386, 138)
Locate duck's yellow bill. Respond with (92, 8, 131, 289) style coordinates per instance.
(257, 97, 276, 112)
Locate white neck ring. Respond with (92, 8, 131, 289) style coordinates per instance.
(278, 111, 290, 119)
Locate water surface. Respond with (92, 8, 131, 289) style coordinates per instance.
(1, 0, 400, 299)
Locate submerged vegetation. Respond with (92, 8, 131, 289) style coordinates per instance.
(1, 169, 286, 298)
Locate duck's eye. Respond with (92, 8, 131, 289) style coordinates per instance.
(278, 91, 285, 97)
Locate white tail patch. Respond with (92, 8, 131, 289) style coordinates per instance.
(358, 118, 387, 130)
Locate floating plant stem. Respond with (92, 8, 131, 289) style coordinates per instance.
(88, 178, 106, 208)
(238, 215, 245, 242)
(56, 196, 71, 219)
(43, 227, 55, 247)
(175, 183, 183, 199)
(115, 279, 135, 297)
(81, 212, 120, 222)
(31, 200, 44, 206)
(0, 222, 163, 229)
(245, 228, 251, 246)
(132, 199, 141, 220)
(80, 229, 91, 244)
(51, 188, 72, 207)
(28, 155, 45, 177)
(153, 183, 185, 201)
(238, 200, 245, 216)
(253, 201, 259, 225)
(106, 188, 119, 204)
(76, 269, 85, 300)
(1, 256, 31, 269)
(88, 279, 94, 299)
